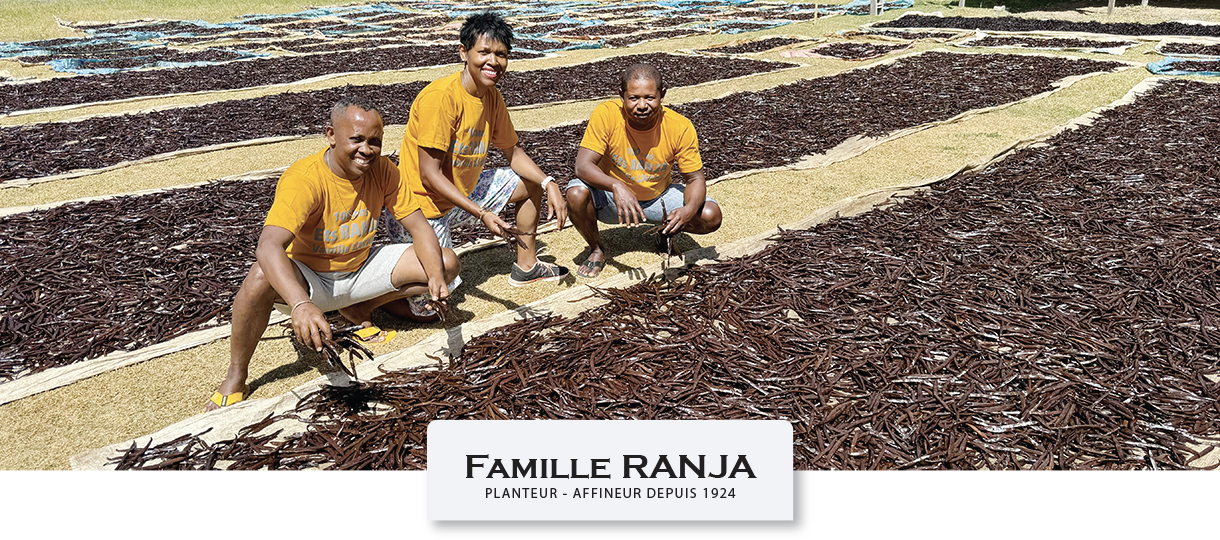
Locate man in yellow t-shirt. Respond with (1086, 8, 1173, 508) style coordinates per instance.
(383, 12, 570, 288)
(567, 63, 724, 278)
(205, 98, 460, 412)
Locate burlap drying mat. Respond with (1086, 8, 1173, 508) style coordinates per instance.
(779, 40, 915, 61)
(835, 27, 972, 42)
(71, 75, 1179, 469)
(0, 172, 560, 406)
(5, 47, 1130, 198)
(2, 138, 303, 189)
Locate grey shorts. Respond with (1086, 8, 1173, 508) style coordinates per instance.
(566, 179, 716, 225)
(284, 243, 412, 313)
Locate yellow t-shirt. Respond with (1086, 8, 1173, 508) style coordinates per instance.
(264, 148, 420, 273)
(578, 100, 703, 201)
(400, 71, 520, 218)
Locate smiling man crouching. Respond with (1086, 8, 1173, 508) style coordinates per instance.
(205, 98, 459, 412)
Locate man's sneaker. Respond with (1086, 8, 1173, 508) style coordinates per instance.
(508, 261, 570, 287)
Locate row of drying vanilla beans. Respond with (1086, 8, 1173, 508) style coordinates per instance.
(0, 44, 513, 115)
(878, 14, 1220, 38)
(2, 52, 789, 182)
(964, 36, 1134, 49)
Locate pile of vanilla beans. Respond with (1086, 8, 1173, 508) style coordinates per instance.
(1159, 42, 1220, 56)
(0, 44, 532, 115)
(700, 37, 807, 55)
(808, 41, 911, 59)
(111, 78, 1220, 470)
(963, 36, 1134, 50)
(487, 51, 1119, 211)
(0, 52, 1121, 379)
(2, 53, 790, 182)
(605, 29, 705, 47)
(878, 14, 1220, 37)
(863, 30, 963, 40)
(0, 180, 273, 381)
(1163, 59, 1220, 72)
(15, 46, 250, 69)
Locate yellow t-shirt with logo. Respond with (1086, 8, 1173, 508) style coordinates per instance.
(579, 100, 703, 201)
(400, 71, 520, 218)
(264, 147, 420, 273)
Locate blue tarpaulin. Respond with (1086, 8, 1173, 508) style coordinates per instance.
(1147, 57, 1220, 77)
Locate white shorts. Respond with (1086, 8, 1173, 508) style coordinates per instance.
(284, 243, 412, 313)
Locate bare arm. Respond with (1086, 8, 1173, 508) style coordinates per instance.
(256, 225, 331, 351)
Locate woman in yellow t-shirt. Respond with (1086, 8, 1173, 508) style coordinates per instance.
(567, 63, 723, 279)
(385, 12, 570, 288)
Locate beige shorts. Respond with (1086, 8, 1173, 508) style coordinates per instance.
(277, 243, 412, 313)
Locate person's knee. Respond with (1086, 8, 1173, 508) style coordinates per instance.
(566, 186, 595, 216)
(441, 248, 461, 281)
(238, 262, 277, 299)
(694, 202, 722, 234)
(567, 185, 589, 205)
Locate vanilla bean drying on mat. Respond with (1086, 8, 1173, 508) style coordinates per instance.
(877, 14, 1220, 38)
(604, 30, 705, 48)
(16, 47, 250, 69)
(802, 42, 912, 60)
(0, 44, 540, 115)
(863, 30, 964, 41)
(0, 180, 273, 381)
(698, 37, 807, 55)
(2, 53, 790, 182)
(110, 78, 1220, 470)
(962, 36, 1134, 50)
(1159, 42, 1220, 57)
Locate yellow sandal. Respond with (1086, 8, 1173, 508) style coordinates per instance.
(206, 388, 246, 411)
(354, 326, 396, 344)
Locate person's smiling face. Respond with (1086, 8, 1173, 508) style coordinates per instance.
(620, 77, 665, 130)
(325, 105, 383, 180)
(460, 33, 509, 94)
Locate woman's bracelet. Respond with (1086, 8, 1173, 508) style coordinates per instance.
(541, 176, 555, 191)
